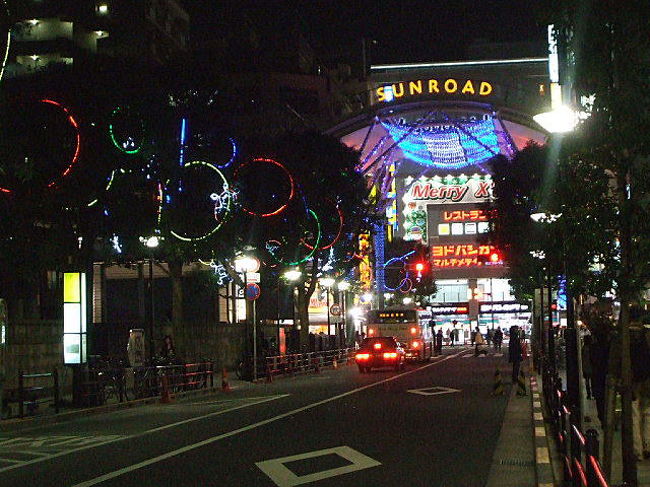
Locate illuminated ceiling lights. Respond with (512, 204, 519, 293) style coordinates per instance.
(381, 119, 500, 169)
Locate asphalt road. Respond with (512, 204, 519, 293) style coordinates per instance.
(0, 347, 512, 487)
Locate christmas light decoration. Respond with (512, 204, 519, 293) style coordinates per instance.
(234, 157, 295, 217)
(381, 118, 500, 169)
(108, 106, 145, 155)
(41, 99, 81, 189)
(266, 209, 321, 266)
(0, 1, 10, 83)
(216, 137, 238, 169)
(168, 161, 232, 242)
(302, 201, 344, 251)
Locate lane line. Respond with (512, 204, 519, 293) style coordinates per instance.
(70, 351, 467, 487)
(0, 394, 288, 474)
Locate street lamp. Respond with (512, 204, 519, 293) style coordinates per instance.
(140, 236, 159, 361)
(337, 281, 350, 346)
(320, 277, 335, 336)
(235, 255, 259, 380)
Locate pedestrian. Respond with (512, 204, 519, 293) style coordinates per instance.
(508, 326, 522, 383)
(581, 334, 593, 400)
(630, 325, 650, 459)
(487, 328, 494, 347)
(446, 328, 451, 346)
(590, 330, 610, 427)
(436, 328, 444, 354)
(474, 327, 485, 356)
(160, 335, 176, 363)
(494, 327, 503, 351)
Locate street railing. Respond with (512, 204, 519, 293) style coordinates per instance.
(264, 348, 356, 381)
(14, 370, 60, 418)
(542, 360, 609, 487)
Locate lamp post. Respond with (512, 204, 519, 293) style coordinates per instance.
(235, 255, 259, 380)
(142, 236, 159, 361)
(283, 269, 302, 352)
(320, 277, 335, 336)
(337, 281, 350, 347)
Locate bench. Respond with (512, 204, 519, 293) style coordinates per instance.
(2, 370, 60, 418)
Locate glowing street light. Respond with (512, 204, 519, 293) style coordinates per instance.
(283, 269, 302, 281)
(337, 281, 351, 291)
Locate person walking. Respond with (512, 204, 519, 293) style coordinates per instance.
(474, 328, 485, 356)
(494, 327, 503, 351)
(436, 328, 444, 354)
(508, 326, 522, 383)
(486, 328, 494, 347)
(581, 334, 594, 399)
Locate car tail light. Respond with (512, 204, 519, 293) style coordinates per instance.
(356, 353, 370, 360)
(412, 341, 420, 348)
(383, 352, 398, 359)
(410, 327, 417, 334)
(373, 343, 382, 350)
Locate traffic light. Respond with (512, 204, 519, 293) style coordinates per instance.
(489, 251, 501, 263)
(414, 261, 426, 280)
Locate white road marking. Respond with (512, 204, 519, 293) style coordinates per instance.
(407, 386, 461, 396)
(536, 446, 550, 463)
(256, 446, 381, 487)
(535, 426, 546, 437)
(534, 412, 543, 421)
(69, 350, 465, 487)
(0, 394, 289, 474)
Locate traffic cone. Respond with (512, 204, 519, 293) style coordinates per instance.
(492, 368, 504, 396)
(221, 368, 231, 392)
(160, 375, 173, 404)
(517, 368, 527, 396)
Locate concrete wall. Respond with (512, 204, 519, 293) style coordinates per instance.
(175, 321, 246, 372)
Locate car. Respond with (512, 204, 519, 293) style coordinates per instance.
(355, 336, 406, 373)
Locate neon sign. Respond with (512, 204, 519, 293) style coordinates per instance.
(442, 209, 493, 222)
(376, 78, 493, 103)
(431, 244, 503, 268)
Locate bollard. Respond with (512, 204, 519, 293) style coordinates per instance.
(221, 368, 231, 392)
(492, 368, 504, 396)
(266, 361, 273, 383)
(517, 368, 527, 396)
(160, 375, 172, 404)
(53, 368, 60, 413)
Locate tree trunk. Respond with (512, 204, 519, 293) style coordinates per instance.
(168, 260, 184, 356)
(296, 285, 310, 351)
(618, 168, 637, 485)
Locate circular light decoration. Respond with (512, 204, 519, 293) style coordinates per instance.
(302, 201, 344, 251)
(265, 209, 321, 266)
(168, 160, 232, 242)
(0, 99, 81, 193)
(108, 106, 146, 155)
(234, 157, 294, 217)
(191, 131, 238, 169)
(0, 1, 11, 84)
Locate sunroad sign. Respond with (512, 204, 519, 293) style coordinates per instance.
(479, 302, 530, 314)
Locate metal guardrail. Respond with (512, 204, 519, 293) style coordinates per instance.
(14, 370, 60, 418)
(543, 361, 609, 487)
(264, 348, 356, 381)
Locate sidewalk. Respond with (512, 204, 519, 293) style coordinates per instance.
(0, 372, 249, 433)
(486, 363, 540, 487)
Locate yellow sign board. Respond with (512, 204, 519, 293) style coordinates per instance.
(376, 78, 493, 103)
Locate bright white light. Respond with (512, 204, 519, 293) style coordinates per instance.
(348, 307, 363, 318)
(97, 4, 109, 15)
(234, 256, 258, 273)
(361, 293, 373, 303)
(403, 297, 413, 305)
(145, 236, 159, 248)
(383, 85, 394, 102)
(319, 277, 335, 288)
(337, 281, 351, 291)
(284, 269, 302, 282)
(28, 19, 39, 26)
(533, 106, 579, 133)
(384, 293, 393, 300)
(530, 250, 546, 260)
(530, 212, 562, 223)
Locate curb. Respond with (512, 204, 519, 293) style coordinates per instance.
(531, 374, 555, 487)
(0, 385, 225, 433)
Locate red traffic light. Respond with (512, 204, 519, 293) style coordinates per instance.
(415, 262, 425, 272)
(489, 252, 500, 263)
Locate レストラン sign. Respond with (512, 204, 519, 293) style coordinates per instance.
(375, 78, 494, 103)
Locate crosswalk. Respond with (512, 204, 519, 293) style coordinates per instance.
(461, 352, 504, 357)
(0, 434, 125, 469)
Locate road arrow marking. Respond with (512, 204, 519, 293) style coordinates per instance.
(407, 386, 461, 396)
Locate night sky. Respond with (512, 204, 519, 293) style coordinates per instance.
(182, 0, 547, 65)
